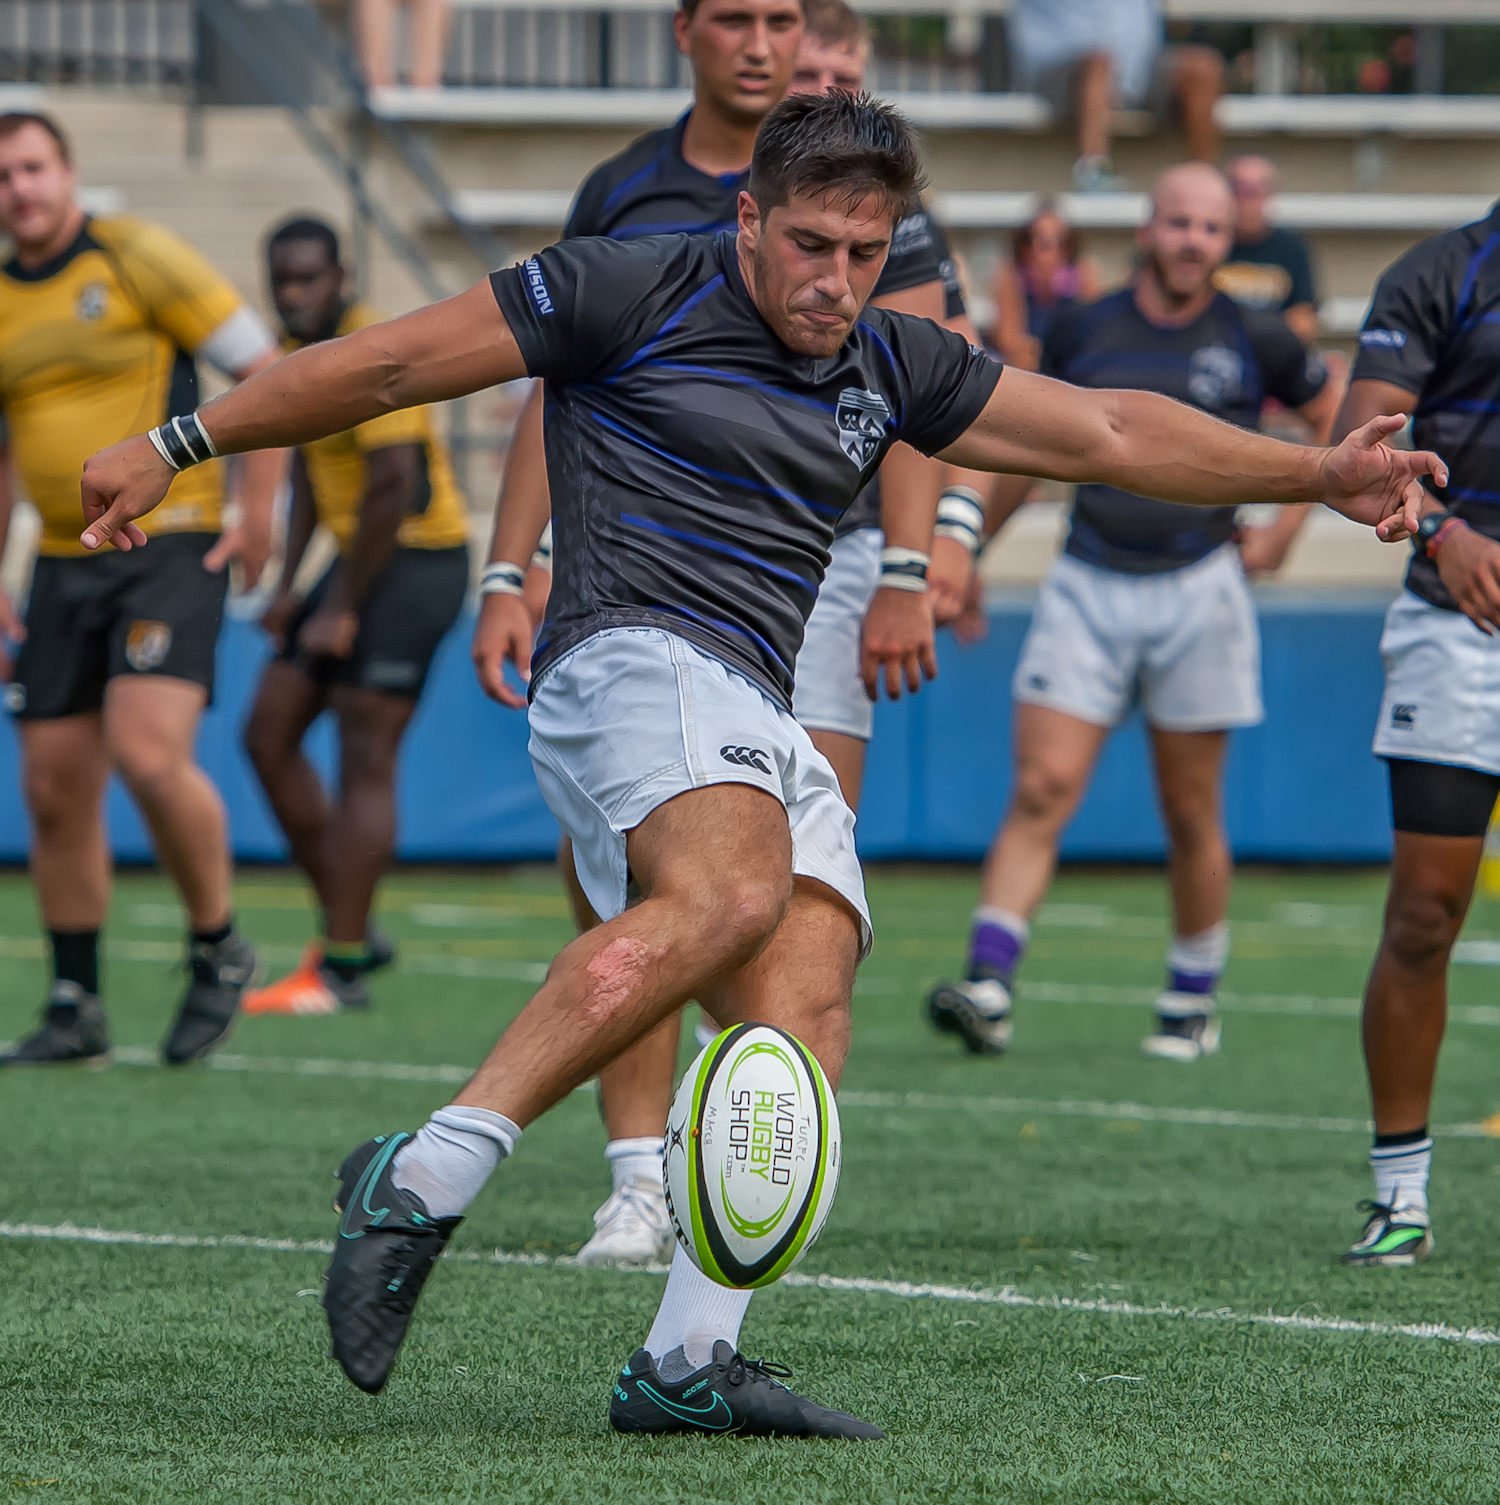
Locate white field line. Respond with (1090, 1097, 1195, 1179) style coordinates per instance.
(8, 1044, 1490, 1139)
(3, 1219, 1497, 1348)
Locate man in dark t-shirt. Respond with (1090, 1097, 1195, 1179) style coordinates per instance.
(475, 0, 989, 1272)
(78, 94, 1441, 1441)
(928, 162, 1341, 1067)
(1329, 200, 1500, 1270)
(1218, 154, 1319, 343)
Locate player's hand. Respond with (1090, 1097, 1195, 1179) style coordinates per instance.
(0, 592, 25, 681)
(951, 568, 988, 647)
(1435, 526, 1500, 636)
(521, 563, 552, 629)
(258, 591, 301, 652)
(472, 591, 532, 709)
(861, 586, 937, 702)
(928, 536, 974, 628)
(1236, 525, 1293, 577)
(79, 433, 170, 552)
(1318, 415, 1448, 540)
(203, 515, 273, 590)
(298, 606, 358, 659)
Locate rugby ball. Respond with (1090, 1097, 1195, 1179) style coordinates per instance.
(664, 1023, 841, 1289)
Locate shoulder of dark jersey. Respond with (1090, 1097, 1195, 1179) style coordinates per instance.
(1048, 286, 1129, 345)
(1235, 302, 1298, 346)
(568, 125, 681, 237)
(1377, 211, 1499, 298)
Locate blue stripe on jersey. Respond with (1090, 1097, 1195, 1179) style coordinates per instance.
(1446, 487, 1500, 504)
(621, 513, 816, 590)
(598, 143, 671, 218)
(609, 219, 738, 241)
(618, 275, 727, 372)
(628, 360, 837, 415)
(589, 408, 841, 517)
(1419, 398, 1500, 415)
(1455, 231, 1500, 328)
(1065, 349, 1193, 379)
(656, 603, 786, 671)
(854, 321, 904, 425)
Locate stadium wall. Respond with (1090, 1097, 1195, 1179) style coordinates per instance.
(0, 593, 1400, 865)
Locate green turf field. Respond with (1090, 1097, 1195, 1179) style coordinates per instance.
(5, 863, 1500, 1503)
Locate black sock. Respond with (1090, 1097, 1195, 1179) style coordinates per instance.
(1374, 1126, 1430, 1149)
(51, 929, 100, 996)
(322, 939, 371, 984)
(192, 920, 234, 948)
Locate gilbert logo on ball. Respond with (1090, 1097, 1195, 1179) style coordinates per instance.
(664, 1023, 841, 1289)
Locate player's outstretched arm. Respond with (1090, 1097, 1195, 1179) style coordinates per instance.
(80, 281, 528, 553)
(938, 367, 1448, 540)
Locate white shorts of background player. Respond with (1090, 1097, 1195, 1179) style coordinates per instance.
(793, 526, 882, 742)
(1013, 543, 1264, 731)
(528, 625, 873, 956)
(1373, 590, 1500, 776)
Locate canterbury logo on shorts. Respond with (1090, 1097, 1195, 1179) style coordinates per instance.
(720, 744, 771, 775)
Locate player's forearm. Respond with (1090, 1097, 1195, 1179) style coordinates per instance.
(488, 386, 551, 566)
(235, 445, 286, 534)
(198, 284, 525, 458)
(983, 472, 1035, 539)
(0, 448, 16, 563)
(335, 486, 406, 610)
(878, 442, 943, 552)
(279, 455, 317, 586)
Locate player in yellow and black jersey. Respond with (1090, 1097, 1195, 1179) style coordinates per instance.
(0, 111, 285, 1069)
(241, 218, 470, 1017)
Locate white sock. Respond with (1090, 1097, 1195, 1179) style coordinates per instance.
(644, 1244, 753, 1380)
(1371, 1136, 1433, 1215)
(606, 1136, 664, 1191)
(1166, 921, 1230, 999)
(391, 1105, 521, 1219)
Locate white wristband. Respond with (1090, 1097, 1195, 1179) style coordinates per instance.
(530, 520, 553, 574)
(480, 562, 526, 598)
(934, 486, 986, 556)
(879, 545, 929, 593)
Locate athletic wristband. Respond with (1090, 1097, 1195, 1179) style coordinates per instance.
(1426, 516, 1468, 560)
(530, 520, 553, 574)
(146, 412, 217, 472)
(479, 562, 526, 598)
(879, 545, 929, 593)
(934, 486, 986, 556)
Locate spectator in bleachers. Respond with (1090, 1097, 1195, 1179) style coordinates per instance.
(987, 206, 1102, 369)
(1008, 0, 1223, 190)
(354, 0, 450, 89)
(1217, 154, 1319, 343)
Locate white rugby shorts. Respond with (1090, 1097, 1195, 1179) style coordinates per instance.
(793, 526, 882, 742)
(528, 627, 872, 955)
(1373, 590, 1500, 775)
(1013, 544, 1264, 731)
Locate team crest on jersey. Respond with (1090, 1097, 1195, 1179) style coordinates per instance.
(125, 620, 172, 671)
(75, 282, 108, 322)
(1187, 345, 1243, 409)
(835, 388, 891, 468)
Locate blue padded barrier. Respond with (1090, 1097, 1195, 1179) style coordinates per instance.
(0, 590, 1400, 865)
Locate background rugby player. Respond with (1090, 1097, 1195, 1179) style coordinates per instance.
(77, 93, 1443, 1437)
(472, 0, 987, 1268)
(927, 162, 1343, 1064)
(1330, 200, 1500, 1267)
(0, 111, 282, 1068)
(240, 217, 470, 1018)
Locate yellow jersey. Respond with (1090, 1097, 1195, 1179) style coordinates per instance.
(288, 302, 469, 553)
(0, 215, 250, 556)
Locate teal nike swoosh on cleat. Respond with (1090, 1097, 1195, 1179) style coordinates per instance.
(638, 1382, 735, 1430)
(339, 1133, 406, 1240)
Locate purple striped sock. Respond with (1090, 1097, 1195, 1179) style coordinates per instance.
(969, 918, 1025, 981)
(1168, 968, 1219, 996)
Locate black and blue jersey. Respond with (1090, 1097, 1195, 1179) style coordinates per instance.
(491, 231, 999, 707)
(1043, 287, 1326, 575)
(1352, 201, 1500, 613)
(565, 112, 966, 541)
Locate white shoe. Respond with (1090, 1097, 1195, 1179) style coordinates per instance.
(925, 976, 1014, 1055)
(1141, 991, 1221, 1061)
(575, 1177, 675, 1267)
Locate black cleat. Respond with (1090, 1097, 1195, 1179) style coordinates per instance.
(925, 976, 1013, 1055)
(0, 981, 110, 1066)
(161, 932, 260, 1065)
(324, 1134, 461, 1394)
(610, 1341, 883, 1439)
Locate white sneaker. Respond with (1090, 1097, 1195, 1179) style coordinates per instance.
(575, 1177, 675, 1267)
(925, 976, 1014, 1055)
(1141, 991, 1222, 1061)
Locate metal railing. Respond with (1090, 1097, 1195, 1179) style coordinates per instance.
(0, 0, 192, 84)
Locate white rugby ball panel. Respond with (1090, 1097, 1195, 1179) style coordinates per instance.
(664, 1023, 840, 1289)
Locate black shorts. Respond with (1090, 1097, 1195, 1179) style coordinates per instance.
(9, 532, 226, 720)
(280, 544, 469, 699)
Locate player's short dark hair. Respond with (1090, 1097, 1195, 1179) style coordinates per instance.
(0, 111, 71, 164)
(749, 91, 923, 223)
(678, 0, 801, 18)
(265, 215, 341, 267)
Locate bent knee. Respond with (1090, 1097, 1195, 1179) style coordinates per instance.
(714, 874, 793, 952)
(1011, 764, 1086, 825)
(1384, 891, 1468, 970)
